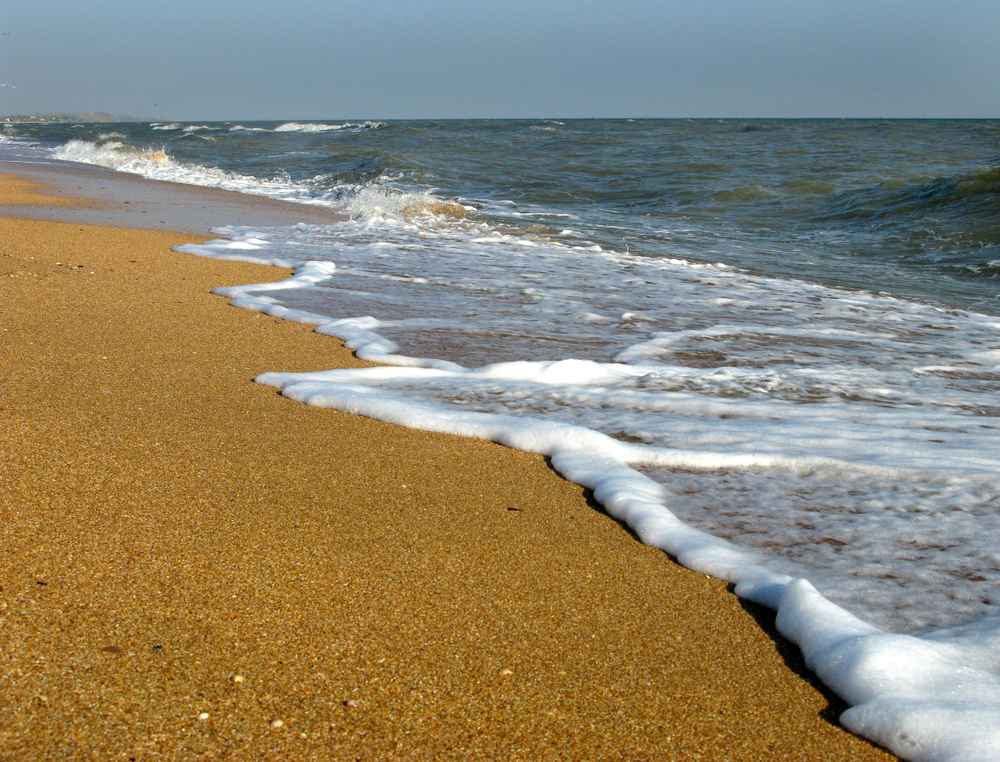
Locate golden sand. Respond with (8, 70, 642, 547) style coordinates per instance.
(1, 173, 97, 206)
(0, 175, 898, 760)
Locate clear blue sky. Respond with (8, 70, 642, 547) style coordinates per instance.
(1, 0, 997, 120)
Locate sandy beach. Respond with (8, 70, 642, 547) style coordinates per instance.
(0, 169, 899, 760)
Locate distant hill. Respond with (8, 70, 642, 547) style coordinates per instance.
(0, 112, 146, 123)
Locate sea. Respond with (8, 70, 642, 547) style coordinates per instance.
(3, 118, 1000, 759)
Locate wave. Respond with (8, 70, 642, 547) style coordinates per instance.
(48, 137, 327, 205)
(11, 120, 382, 140)
(46, 136, 475, 229)
(273, 121, 386, 134)
(149, 123, 212, 133)
(710, 184, 776, 202)
(0, 131, 35, 149)
(338, 182, 471, 221)
(821, 166, 1000, 223)
(52, 136, 174, 170)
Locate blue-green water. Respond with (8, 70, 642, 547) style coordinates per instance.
(5, 118, 1000, 314)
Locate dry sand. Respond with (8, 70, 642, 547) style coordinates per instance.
(0, 171, 899, 760)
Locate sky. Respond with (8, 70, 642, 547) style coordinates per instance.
(1, 0, 998, 120)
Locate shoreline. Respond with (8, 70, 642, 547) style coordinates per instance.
(0, 168, 898, 759)
(0, 155, 346, 233)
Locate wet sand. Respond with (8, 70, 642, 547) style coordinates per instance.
(0, 169, 898, 760)
(0, 157, 346, 232)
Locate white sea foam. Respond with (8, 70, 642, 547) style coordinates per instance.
(48, 139, 332, 206)
(0, 132, 34, 149)
(46, 135, 448, 220)
(273, 121, 386, 133)
(176, 216, 1000, 762)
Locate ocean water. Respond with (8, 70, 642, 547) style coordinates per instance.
(4, 119, 1000, 759)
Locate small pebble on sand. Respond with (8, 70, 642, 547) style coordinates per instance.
(269, 719, 284, 729)
(499, 668, 514, 676)
(345, 699, 363, 709)
(231, 674, 245, 683)
(198, 712, 209, 721)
